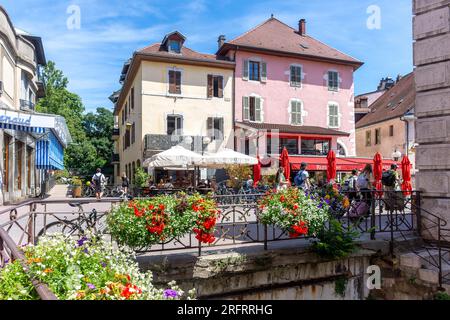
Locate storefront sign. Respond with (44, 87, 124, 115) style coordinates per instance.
(0, 109, 55, 128)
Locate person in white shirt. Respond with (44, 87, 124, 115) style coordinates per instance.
(92, 168, 106, 200)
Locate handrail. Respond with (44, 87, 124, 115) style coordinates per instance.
(0, 227, 57, 300)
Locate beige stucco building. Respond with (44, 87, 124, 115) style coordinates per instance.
(0, 6, 70, 204)
(356, 73, 416, 173)
(112, 31, 235, 184)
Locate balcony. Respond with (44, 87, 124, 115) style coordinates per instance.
(20, 99, 35, 111)
(112, 153, 120, 164)
(143, 134, 213, 159)
(112, 128, 120, 140)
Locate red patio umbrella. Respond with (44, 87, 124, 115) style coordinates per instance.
(253, 155, 262, 187)
(401, 155, 413, 196)
(373, 152, 383, 197)
(280, 147, 291, 184)
(326, 150, 337, 183)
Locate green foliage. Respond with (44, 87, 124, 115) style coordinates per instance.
(435, 292, 450, 300)
(71, 177, 82, 187)
(0, 234, 189, 300)
(107, 194, 219, 249)
(311, 218, 359, 259)
(225, 165, 252, 189)
(134, 167, 150, 188)
(334, 276, 348, 298)
(258, 188, 329, 238)
(0, 260, 37, 300)
(36, 62, 114, 176)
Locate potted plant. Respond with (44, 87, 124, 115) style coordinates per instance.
(72, 177, 82, 198)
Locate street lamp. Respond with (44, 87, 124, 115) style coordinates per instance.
(392, 150, 402, 162)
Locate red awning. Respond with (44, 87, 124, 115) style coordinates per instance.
(290, 156, 398, 172)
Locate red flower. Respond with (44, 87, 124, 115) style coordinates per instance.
(159, 204, 165, 210)
(120, 283, 142, 300)
(280, 196, 286, 202)
(293, 204, 299, 210)
(149, 204, 155, 210)
(202, 218, 216, 230)
(192, 205, 199, 212)
(134, 207, 143, 218)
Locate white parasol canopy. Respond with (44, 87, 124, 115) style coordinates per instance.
(199, 148, 258, 168)
(143, 146, 204, 168)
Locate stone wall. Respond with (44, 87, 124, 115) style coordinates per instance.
(139, 247, 374, 300)
(413, 0, 450, 239)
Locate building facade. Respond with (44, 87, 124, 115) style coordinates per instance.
(113, 32, 235, 183)
(0, 6, 71, 204)
(355, 73, 416, 175)
(413, 0, 450, 239)
(216, 17, 363, 176)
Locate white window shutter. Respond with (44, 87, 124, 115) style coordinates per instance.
(261, 62, 267, 82)
(255, 97, 262, 122)
(243, 96, 250, 121)
(243, 60, 249, 81)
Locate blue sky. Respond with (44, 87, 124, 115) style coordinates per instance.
(3, 0, 413, 112)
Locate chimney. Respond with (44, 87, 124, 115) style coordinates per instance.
(218, 35, 226, 49)
(298, 19, 306, 36)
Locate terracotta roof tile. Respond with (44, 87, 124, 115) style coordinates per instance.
(356, 72, 415, 128)
(139, 43, 229, 63)
(236, 122, 350, 137)
(221, 18, 362, 67)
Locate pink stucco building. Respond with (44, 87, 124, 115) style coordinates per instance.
(218, 17, 364, 176)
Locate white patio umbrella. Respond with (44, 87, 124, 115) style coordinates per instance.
(199, 148, 258, 168)
(143, 146, 204, 168)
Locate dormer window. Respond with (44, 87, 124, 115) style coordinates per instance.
(168, 40, 181, 53)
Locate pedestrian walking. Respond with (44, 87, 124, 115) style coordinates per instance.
(383, 164, 403, 212)
(343, 169, 359, 202)
(121, 172, 130, 198)
(92, 168, 106, 200)
(294, 162, 311, 192)
(357, 164, 374, 208)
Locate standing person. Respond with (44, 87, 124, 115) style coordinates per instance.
(294, 162, 311, 192)
(343, 170, 359, 202)
(276, 167, 289, 191)
(92, 168, 106, 200)
(357, 164, 374, 208)
(121, 172, 130, 198)
(383, 164, 402, 212)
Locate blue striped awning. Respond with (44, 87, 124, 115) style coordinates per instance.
(0, 122, 46, 133)
(36, 131, 65, 170)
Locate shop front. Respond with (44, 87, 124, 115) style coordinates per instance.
(0, 109, 71, 204)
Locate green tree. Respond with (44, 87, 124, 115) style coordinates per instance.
(36, 62, 114, 177)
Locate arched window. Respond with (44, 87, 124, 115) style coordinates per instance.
(137, 160, 141, 169)
(337, 142, 347, 156)
(132, 162, 136, 183)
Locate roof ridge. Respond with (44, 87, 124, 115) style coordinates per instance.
(229, 17, 278, 43)
(307, 35, 361, 62)
(137, 42, 161, 52)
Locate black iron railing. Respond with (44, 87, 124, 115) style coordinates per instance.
(1, 190, 449, 296)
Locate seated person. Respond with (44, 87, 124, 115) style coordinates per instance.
(164, 177, 174, 189)
(245, 175, 254, 190)
(210, 178, 218, 192)
(157, 179, 165, 189)
(197, 180, 207, 188)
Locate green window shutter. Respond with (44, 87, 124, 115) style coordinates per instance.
(255, 97, 262, 122)
(261, 62, 267, 82)
(243, 60, 249, 80)
(243, 96, 250, 121)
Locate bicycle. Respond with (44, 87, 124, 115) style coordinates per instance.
(37, 202, 107, 239)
